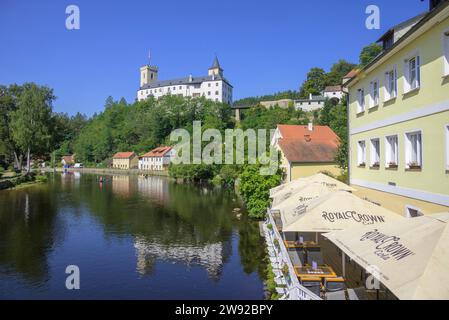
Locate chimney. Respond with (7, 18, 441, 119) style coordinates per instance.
(189, 74, 193, 82)
(308, 122, 313, 131)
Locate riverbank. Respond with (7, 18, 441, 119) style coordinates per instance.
(40, 167, 169, 177)
(0, 172, 48, 191)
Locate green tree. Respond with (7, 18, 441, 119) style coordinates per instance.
(326, 59, 357, 85)
(359, 43, 383, 67)
(299, 67, 327, 98)
(9, 83, 55, 172)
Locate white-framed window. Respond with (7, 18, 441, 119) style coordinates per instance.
(445, 124, 449, 170)
(405, 131, 422, 169)
(385, 135, 399, 168)
(369, 79, 379, 108)
(403, 53, 421, 93)
(405, 205, 423, 218)
(357, 88, 365, 113)
(357, 140, 366, 166)
(370, 138, 380, 167)
(443, 29, 449, 76)
(384, 66, 397, 101)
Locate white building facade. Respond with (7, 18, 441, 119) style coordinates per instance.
(138, 146, 176, 171)
(137, 57, 233, 105)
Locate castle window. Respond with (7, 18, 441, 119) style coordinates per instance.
(404, 54, 420, 93)
(356, 88, 365, 113)
(384, 67, 397, 101)
(370, 138, 380, 167)
(385, 135, 398, 168)
(445, 125, 449, 170)
(357, 140, 366, 166)
(369, 79, 379, 108)
(208, 91, 211, 96)
(215, 91, 219, 95)
(405, 131, 422, 169)
(444, 29, 449, 76)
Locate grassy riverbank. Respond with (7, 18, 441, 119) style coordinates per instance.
(0, 171, 48, 190)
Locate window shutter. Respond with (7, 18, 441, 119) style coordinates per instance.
(384, 72, 390, 101)
(403, 59, 410, 93)
(416, 56, 421, 87)
(393, 68, 398, 97)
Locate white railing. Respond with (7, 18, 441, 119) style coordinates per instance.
(264, 210, 321, 300)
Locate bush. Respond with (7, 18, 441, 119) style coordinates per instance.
(36, 175, 48, 183)
(239, 164, 281, 219)
(169, 163, 218, 182)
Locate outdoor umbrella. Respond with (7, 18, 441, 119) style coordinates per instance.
(271, 182, 338, 213)
(271, 173, 355, 206)
(281, 191, 402, 233)
(323, 213, 449, 300)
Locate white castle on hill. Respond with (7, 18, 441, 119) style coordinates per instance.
(137, 56, 233, 104)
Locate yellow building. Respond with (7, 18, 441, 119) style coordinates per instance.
(112, 152, 138, 169)
(345, 1, 449, 217)
(271, 124, 342, 182)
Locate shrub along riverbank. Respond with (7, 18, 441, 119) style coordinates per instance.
(0, 172, 48, 190)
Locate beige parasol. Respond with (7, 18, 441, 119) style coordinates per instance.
(281, 191, 403, 233)
(270, 173, 355, 206)
(324, 213, 449, 300)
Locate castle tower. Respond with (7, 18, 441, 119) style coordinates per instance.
(140, 65, 158, 87)
(208, 56, 223, 77)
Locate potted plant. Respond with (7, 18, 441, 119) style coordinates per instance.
(281, 264, 291, 283)
(371, 162, 380, 168)
(273, 238, 280, 251)
(388, 162, 398, 169)
(267, 224, 273, 231)
(358, 162, 366, 168)
(408, 161, 421, 170)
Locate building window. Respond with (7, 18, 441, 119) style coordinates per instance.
(357, 88, 365, 113)
(357, 141, 366, 167)
(405, 131, 422, 169)
(385, 135, 398, 168)
(215, 91, 219, 95)
(370, 138, 380, 168)
(369, 79, 379, 108)
(216, 83, 219, 87)
(384, 67, 397, 101)
(404, 55, 420, 93)
(445, 125, 449, 170)
(208, 83, 211, 87)
(444, 30, 449, 76)
(405, 206, 423, 218)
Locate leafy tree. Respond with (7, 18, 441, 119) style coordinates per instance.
(299, 67, 327, 98)
(359, 43, 383, 67)
(238, 164, 281, 219)
(9, 83, 55, 171)
(326, 60, 357, 86)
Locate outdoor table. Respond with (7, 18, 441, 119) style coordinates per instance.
(284, 240, 320, 249)
(294, 266, 337, 280)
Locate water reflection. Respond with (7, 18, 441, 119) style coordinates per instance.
(0, 173, 267, 299)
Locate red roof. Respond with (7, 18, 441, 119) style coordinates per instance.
(141, 146, 172, 158)
(343, 69, 360, 79)
(276, 125, 340, 163)
(113, 152, 136, 159)
(62, 155, 75, 163)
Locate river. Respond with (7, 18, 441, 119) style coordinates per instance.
(0, 172, 267, 299)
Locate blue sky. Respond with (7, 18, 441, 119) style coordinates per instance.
(0, 0, 428, 116)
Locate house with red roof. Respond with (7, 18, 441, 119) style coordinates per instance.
(271, 124, 341, 182)
(112, 152, 139, 169)
(61, 155, 75, 166)
(139, 146, 176, 171)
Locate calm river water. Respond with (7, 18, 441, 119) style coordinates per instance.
(0, 173, 267, 299)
